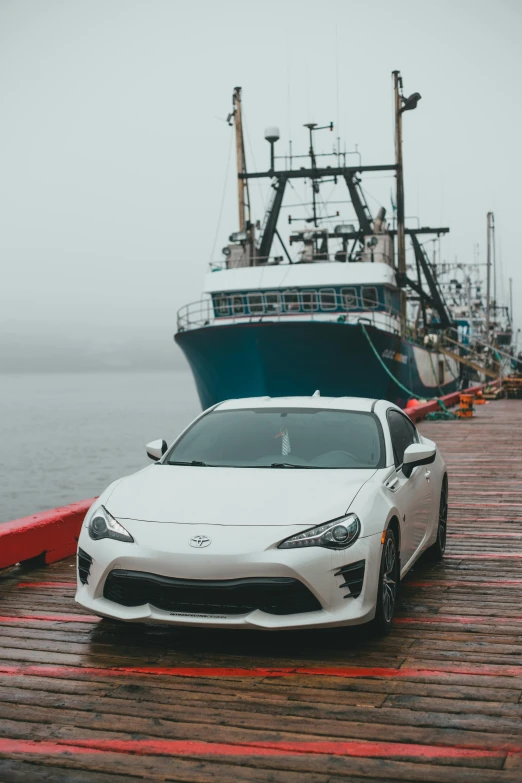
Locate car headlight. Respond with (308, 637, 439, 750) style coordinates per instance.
(278, 513, 361, 550)
(88, 506, 134, 543)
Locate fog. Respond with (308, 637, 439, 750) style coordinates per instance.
(1, 0, 521, 372)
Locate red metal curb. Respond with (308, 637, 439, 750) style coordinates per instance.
(405, 382, 497, 423)
(0, 499, 95, 571)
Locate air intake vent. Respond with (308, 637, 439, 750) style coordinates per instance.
(335, 560, 365, 599)
(78, 548, 93, 585)
(103, 570, 322, 616)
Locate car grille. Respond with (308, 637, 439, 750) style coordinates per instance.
(103, 569, 322, 615)
(335, 560, 365, 598)
(78, 548, 93, 585)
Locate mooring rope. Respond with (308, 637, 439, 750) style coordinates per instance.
(359, 322, 458, 419)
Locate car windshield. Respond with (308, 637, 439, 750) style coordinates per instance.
(166, 408, 384, 469)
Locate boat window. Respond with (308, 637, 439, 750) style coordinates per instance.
(341, 287, 358, 309)
(384, 288, 398, 315)
(319, 288, 337, 311)
(265, 292, 281, 313)
(389, 290, 400, 316)
(231, 295, 245, 315)
(247, 293, 265, 315)
(214, 295, 229, 316)
(166, 408, 385, 469)
(283, 290, 300, 312)
(438, 359, 445, 385)
(301, 290, 318, 312)
(361, 287, 379, 309)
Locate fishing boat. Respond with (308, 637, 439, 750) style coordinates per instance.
(435, 212, 515, 383)
(175, 74, 463, 410)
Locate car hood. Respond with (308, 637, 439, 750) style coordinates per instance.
(105, 464, 376, 528)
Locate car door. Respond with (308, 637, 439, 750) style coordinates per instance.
(386, 411, 433, 568)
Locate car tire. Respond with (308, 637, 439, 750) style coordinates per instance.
(426, 477, 448, 562)
(370, 528, 399, 635)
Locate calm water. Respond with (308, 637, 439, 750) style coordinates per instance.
(1, 371, 201, 522)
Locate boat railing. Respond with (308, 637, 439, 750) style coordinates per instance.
(209, 251, 393, 271)
(176, 295, 401, 333)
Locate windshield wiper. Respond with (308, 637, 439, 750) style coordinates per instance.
(168, 460, 209, 467)
(269, 462, 310, 469)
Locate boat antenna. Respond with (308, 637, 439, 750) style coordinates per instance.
(303, 122, 333, 227)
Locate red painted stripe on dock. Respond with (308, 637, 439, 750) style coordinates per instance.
(448, 517, 522, 522)
(405, 579, 522, 587)
(0, 737, 514, 759)
(451, 489, 522, 494)
(1, 662, 522, 679)
(444, 553, 522, 559)
(0, 663, 412, 679)
(17, 581, 77, 588)
(396, 615, 522, 625)
(448, 503, 522, 509)
(449, 532, 522, 538)
(0, 613, 99, 624)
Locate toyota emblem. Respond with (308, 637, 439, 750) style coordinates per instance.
(189, 535, 211, 548)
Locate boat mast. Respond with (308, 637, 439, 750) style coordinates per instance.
(393, 71, 421, 329)
(393, 71, 406, 327)
(231, 87, 250, 234)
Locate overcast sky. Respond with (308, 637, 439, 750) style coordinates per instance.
(1, 0, 521, 371)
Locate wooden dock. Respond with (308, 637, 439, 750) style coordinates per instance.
(1, 398, 522, 783)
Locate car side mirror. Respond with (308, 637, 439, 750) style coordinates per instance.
(146, 439, 168, 462)
(402, 443, 436, 478)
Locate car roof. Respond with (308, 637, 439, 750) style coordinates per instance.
(215, 396, 384, 413)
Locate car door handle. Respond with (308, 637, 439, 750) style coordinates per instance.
(425, 470, 431, 479)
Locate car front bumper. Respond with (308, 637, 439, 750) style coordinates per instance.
(75, 518, 383, 630)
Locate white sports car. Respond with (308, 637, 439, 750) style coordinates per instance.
(76, 396, 447, 633)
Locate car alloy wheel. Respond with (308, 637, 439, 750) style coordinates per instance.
(438, 483, 448, 554)
(370, 528, 398, 635)
(382, 535, 397, 623)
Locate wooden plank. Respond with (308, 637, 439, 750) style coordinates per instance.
(0, 758, 147, 783)
(0, 683, 520, 738)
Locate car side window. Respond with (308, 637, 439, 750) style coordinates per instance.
(388, 411, 418, 467)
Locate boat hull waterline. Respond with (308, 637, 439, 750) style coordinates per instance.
(176, 321, 459, 410)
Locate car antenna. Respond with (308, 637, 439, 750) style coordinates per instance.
(312, 390, 321, 397)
